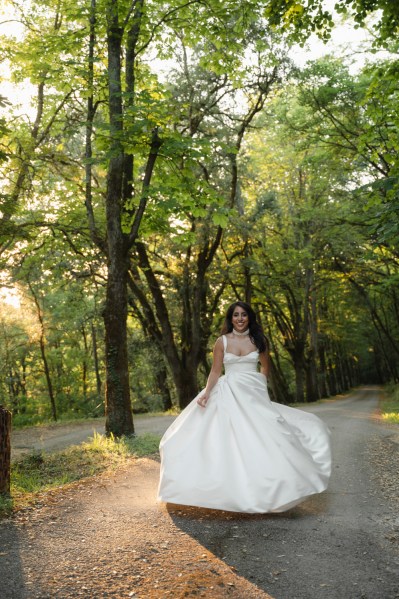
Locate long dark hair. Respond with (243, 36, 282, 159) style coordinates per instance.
(220, 301, 268, 353)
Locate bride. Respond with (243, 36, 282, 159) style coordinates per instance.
(158, 301, 331, 513)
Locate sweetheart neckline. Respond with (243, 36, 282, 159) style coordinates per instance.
(224, 350, 259, 358)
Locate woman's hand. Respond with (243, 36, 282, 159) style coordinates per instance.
(197, 337, 224, 409)
(197, 393, 209, 408)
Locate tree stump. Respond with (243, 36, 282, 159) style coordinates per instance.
(0, 406, 11, 495)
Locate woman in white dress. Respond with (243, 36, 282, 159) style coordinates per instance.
(158, 301, 331, 513)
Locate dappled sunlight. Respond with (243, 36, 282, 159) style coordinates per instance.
(0, 286, 21, 308)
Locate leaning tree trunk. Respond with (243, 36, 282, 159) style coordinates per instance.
(39, 337, 57, 421)
(288, 342, 307, 403)
(29, 283, 57, 421)
(0, 406, 11, 495)
(175, 365, 201, 409)
(81, 325, 88, 401)
(267, 358, 293, 405)
(154, 366, 172, 412)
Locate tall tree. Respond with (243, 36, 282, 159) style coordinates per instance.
(124, 31, 284, 407)
(225, 70, 380, 402)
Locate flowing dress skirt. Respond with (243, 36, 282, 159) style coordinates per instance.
(158, 353, 331, 513)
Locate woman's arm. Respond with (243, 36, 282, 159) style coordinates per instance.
(197, 337, 224, 408)
(259, 349, 271, 378)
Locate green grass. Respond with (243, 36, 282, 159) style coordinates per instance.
(380, 384, 399, 424)
(0, 432, 161, 518)
(0, 494, 13, 517)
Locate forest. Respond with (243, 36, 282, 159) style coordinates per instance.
(0, 0, 398, 436)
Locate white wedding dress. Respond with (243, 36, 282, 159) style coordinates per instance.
(158, 336, 331, 513)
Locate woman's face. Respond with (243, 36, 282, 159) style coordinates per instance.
(231, 306, 249, 332)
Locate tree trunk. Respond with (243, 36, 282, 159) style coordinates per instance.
(39, 336, 57, 421)
(84, 0, 104, 250)
(103, 253, 133, 436)
(81, 325, 88, 401)
(154, 366, 173, 411)
(91, 323, 102, 400)
(175, 366, 200, 408)
(243, 239, 253, 304)
(29, 283, 57, 421)
(335, 349, 347, 392)
(124, 69, 276, 410)
(268, 358, 293, 405)
(372, 346, 385, 384)
(131, 243, 199, 409)
(21, 358, 27, 411)
(293, 351, 306, 403)
(318, 342, 329, 398)
(0, 407, 11, 495)
(104, 3, 134, 437)
(305, 352, 320, 402)
(327, 358, 338, 396)
(263, 321, 294, 405)
(306, 276, 320, 402)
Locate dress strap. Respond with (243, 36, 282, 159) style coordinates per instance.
(222, 335, 227, 352)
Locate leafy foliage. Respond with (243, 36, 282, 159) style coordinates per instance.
(0, 0, 398, 423)
(263, 0, 399, 46)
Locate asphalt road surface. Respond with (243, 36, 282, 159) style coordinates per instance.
(4, 387, 399, 598)
(169, 386, 399, 598)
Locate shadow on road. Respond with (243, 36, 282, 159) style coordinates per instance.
(161, 389, 399, 598)
(164, 492, 331, 598)
(0, 518, 39, 599)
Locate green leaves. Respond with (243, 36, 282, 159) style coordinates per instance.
(262, 0, 398, 47)
(211, 211, 229, 228)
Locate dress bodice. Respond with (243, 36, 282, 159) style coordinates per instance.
(223, 351, 259, 374)
(222, 336, 259, 374)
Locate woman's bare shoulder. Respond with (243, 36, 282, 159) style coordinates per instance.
(214, 335, 229, 351)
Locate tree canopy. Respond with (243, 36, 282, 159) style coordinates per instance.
(0, 0, 398, 431)
(264, 0, 399, 45)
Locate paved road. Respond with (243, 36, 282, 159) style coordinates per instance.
(11, 414, 176, 460)
(168, 387, 399, 598)
(5, 387, 399, 598)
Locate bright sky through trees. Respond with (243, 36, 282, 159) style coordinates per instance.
(0, 0, 386, 117)
(0, 1, 389, 309)
(0, 0, 398, 426)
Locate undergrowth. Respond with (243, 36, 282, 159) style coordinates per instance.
(0, 432, 160, 518)
(381, 383, 399, 424)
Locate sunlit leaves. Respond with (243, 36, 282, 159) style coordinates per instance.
(263, 0, 334, 44)
(262, 0, 398, 47)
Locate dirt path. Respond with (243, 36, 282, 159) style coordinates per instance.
(1, 388, 399, 598)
